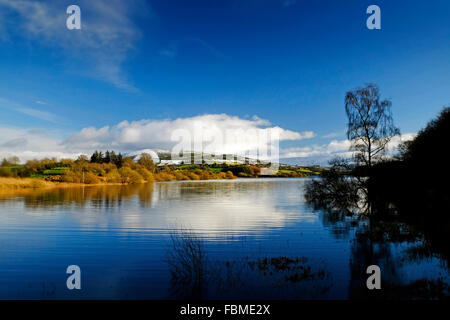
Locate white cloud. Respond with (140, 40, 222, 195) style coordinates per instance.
(280, 133, 417, 163)
(386, 133, 416, 152)
(0, 114, 315, 162)
(0, 112, 415, 165)
(280, 140, 351, 159)
(0, 0, 146, 90)
(64, 114, 314, 156)
(0, 126, 78, 162)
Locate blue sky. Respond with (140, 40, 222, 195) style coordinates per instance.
(0, 0, 449, 163)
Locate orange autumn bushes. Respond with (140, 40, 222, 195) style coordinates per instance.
(2, 153, 238, 186)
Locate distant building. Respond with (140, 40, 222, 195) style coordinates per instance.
(158, 159, 184, 166)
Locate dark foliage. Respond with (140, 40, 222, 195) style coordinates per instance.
(90, 150, 124, 167)
(369, 107, 450, 216)
(305, 158, 362, 215)
(402, 107, 449, 166)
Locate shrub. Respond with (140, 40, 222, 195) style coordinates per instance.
(217, 172, 227, 179)
(238, 172, 250, 177)
(225, 171, 236, 179)
(137, 167, 154, 182)
(194, 169, 212, 180)
(155, 172, 176, 181)
(87, 163, 106, 176)
(102, 163, 118, 173)
(61, 170, 81, 183)
(186, 172, 200, 180)
(0, 167, 13, 177)
(105, 169, 122, 183)
(17, 167, 34, 178)
(122, 158, 137, 169)
(248, 165, 261, 176)
(119, 167, 144, 184)
(83, 172, 100, 184)
(138, 153, 156, 172)
(174, 171, 190, 180)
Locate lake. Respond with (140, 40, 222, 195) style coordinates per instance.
(0, 178, 448, 299)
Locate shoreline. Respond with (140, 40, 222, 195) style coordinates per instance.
(0, 177, 126, 195)
(0, 176, 312, 195)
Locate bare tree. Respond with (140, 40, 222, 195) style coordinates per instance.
(1, 156, 20, 166)
(345, 84, 400, 168)
(76, 154, 89, 162)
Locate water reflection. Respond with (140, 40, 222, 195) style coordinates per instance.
(167, 229, 332, 300)
(0, 184, 155, 209)
(0, 179, 315, 238)
(304, 170, 450, 299)
(0, 178, 448, 299)
(348, 219, 450, 299)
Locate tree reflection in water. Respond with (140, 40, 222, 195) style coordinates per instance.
(304, 160, 450, 300)
(0, 183, 155, 209)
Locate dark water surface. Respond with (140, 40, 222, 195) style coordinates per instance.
(0, 179, 448, 299)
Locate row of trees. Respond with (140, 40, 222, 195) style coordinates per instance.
(89, 150, 124, 167)
(1, 150, 128, 168)
(0, 151, 238, 183)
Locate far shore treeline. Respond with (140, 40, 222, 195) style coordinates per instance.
(0, 150, 321, 189)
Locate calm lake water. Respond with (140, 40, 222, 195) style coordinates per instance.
(0, 178, 448, 299)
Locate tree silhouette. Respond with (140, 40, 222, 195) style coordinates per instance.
(90, 151, 99, 163)
(104, 150, 111, 163)
(115, 153, 123, 168)
(345, 84, 400, 168)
